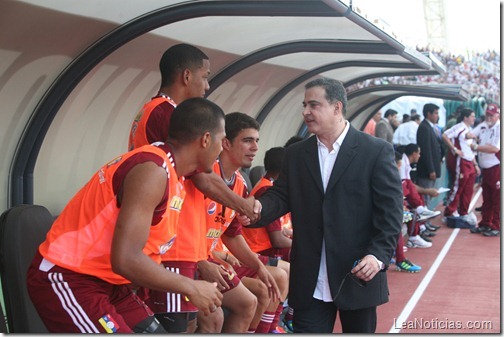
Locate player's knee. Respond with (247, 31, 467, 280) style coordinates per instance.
(237, 287, 258, 316)
(254, 280, 270, 305)
(278, 259, 290, 276)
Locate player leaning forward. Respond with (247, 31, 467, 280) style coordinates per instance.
(26, 98, 225, 333)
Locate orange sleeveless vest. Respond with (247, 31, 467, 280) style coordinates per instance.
(161, 179, 208, 262)
(39, 145, 185, 284)
(204, 161, 247, 254)
(128, 96, 176, 150)
(242, 177, 292, 253)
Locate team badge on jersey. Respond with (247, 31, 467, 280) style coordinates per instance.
(98, 314, 119, 333)
(159, 235, 176, 255)
(207, 201, 217, 215)
(106, 156, 122, 167)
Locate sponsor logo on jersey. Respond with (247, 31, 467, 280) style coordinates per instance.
(207, 201, 217, 215)
(159, 235, 176, 254)
(206, 228, 221, 239)
(214, 215, 227, 225)
(98, 314, 119, 333)
(169, 196, 183, 212)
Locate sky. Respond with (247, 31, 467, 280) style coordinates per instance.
(352, 0, 501, 55)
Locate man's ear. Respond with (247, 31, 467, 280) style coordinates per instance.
(222, 137, 231, 151)
(201, 132, 211, 148)
(334, 100, 343, 115)
(183, 68, 191, 84)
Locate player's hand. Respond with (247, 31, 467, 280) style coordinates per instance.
(197, 260, 230, 291)
(427, 188, 439, 197)
(256, 265, 281, 302)
(186, 280, 223, 316)
(239, 197, 262, 225)
(235, 214, 250, 226)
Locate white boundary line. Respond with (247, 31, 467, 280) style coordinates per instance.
(389, 187, 483, 333)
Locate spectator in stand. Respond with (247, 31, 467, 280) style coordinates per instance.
(442, 108, 481, 222)
(468, 104, 501, 236)
(363, 110, 382, 136)
(416, 103, 444, 207)
(393, 114, 421, 152)
(346, 49, 500, 107)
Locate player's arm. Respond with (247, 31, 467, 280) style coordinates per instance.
(191, 171, 257, 220)
(111, 162, 222, 315)
(268, 230, 292, 249)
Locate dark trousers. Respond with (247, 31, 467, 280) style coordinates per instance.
(292, 298, 377, 333)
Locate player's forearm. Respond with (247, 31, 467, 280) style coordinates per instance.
(192, 171, 250, 215)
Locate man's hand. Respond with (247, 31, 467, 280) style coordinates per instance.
(254, 199, 262, 214)
(197, 260, 232, 292)
(256, 265, 281, 302)
(239, 197, 262, 225)
(351, 255, 381, 282)
(426, 188, 440, 197)
(185, 280, 223, 316)
(475, 165, 481, 177)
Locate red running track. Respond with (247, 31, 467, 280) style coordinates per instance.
(334, 186, 501, 333)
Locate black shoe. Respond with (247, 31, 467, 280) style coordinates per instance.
(425, 222, 440, 231)
(483, 230, 500, 237)
(421, 229, 436, 237)
(475, 206, 483, 212)
(470, 225, 491, 234)
(420, 232, 432, 242)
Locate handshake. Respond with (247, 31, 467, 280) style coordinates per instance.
(237, 196, 262, 225)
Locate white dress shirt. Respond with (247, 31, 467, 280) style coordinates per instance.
(313, 122, 384, 302)
(313, 121, 349, 302)
(393, 121, 419, 146)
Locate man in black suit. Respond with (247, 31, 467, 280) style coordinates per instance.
(416, 103, 444, 206)
(250, 78, 403, 333)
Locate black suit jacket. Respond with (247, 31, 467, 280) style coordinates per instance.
(416, 119, 443, 179)
(255, 125, 403, 311)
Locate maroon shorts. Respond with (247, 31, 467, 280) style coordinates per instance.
(258, 247, 291, 262)
(234, 254, 279, 278)
(137, 261, 199, 313)
(201, 257, 240, 293)
(26, 251, 153, 333)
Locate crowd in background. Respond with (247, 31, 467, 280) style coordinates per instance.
(347, 48, 501, 104)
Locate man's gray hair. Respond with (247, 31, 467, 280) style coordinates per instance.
(305, 78, 348, 115)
